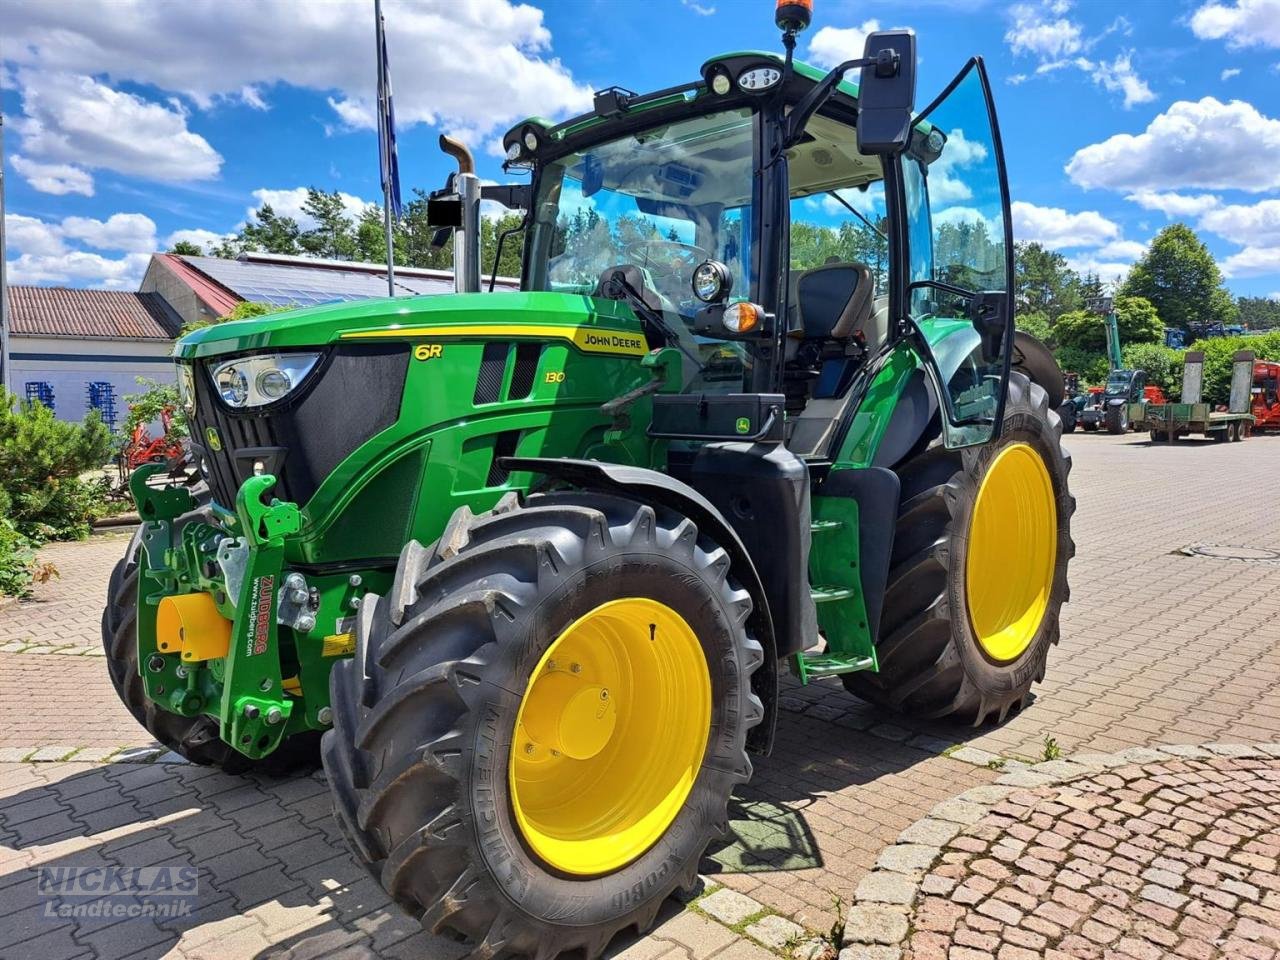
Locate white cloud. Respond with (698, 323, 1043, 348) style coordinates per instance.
(1095, 239, 1148, 261)
(9, 155, 94, 196)
(808, 20, 882, 70)
(4, 211, 159, 288)
(248, 188, 374, 230)
(1199, 199, 1280, 246)
(1066, 97, 1280, 193)
(1125, 191, 1223, 217)
(1085, 53, 1155, 109)
(933, 206, 1001, 236)
(821, 188, 881, 217)
(1005, 3, 1083, 59)
(4, 213, 68, 257)
(2, 0, 594, 155)
(929, 129, 989, 205)
(60, 213, 157, 252)
(1062, 254, 1132, 282)
(6, 251, 152, 290)
(1011, 201, 1121, 248)
(165, 228, 233, 252)
(680, 0, 716, 15)
(1221, 246, 1280, 277)
(1190, 0, 1280, 49)
(1221, 67, 1242, 80)
(12, 71, 222, 182)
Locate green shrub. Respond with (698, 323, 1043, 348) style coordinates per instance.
(1015, 311, 1053, 347)
(1121, 342, 1184, 400)
(0, 391, 114, 541)
(123, 378, 188, 441)
(0, 517, 57, 598)
(1054, 347, 1109, 386)
(1186, 331, 1280, 405)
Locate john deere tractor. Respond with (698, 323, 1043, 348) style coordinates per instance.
(102, 5, 1073, 957)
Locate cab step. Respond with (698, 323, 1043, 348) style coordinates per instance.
(793, 651, 876, 682)
(810, 584, 855, 603)
(810, 519, 843, 533)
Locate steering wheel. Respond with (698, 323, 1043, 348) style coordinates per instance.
(623, 239, 709, 281)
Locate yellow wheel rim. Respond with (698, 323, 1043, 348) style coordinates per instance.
(965, 443, 1057, 663)
(509, 597, 711, 876)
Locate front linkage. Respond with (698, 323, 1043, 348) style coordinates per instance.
(130, 466, 367, 760)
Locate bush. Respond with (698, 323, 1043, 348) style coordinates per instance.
(1054, 347, 1109, 386)
(1122, 342, 1184, 400)
(1186, 331, 1280, 405)
(0, 391, 114, 541)
(0, 518, 57, 599)
(123, 378, 188, 441)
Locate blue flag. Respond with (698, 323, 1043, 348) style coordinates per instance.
(377, 17, 403, 221)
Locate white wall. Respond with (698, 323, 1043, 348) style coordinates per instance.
(9, 335, 176, 426)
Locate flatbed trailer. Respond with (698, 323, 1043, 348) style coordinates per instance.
(1136, 349, 1255, 443)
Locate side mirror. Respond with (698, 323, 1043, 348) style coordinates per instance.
(856, 31, 917, 155)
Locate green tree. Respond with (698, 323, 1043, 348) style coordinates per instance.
(1119, 223, 1236, 333)
(298, 188, 358, 260)
(169, 239, 204, 256)
(1237, 296, 1280, 330)
(1015, 242, 1081, 320)
(1016, 310, 1053, 346)
(1052, 296, 1162, 352)
(240, 204, 301, 255)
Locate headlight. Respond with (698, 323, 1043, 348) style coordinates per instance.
(209, 352, 321, 408)
(176, 364, 196, 414)
(692, 259, 732, 303)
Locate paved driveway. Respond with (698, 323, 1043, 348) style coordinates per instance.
(2, 431, 1279, 960)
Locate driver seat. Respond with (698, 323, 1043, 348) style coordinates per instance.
(785, 261, 881, 456)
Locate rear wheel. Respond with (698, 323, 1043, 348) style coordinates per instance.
(1082, 419, 1098, 432)
(323, 491, 762, 959)
(102, 523, 321, 774)
(844, 372, 1074, 723)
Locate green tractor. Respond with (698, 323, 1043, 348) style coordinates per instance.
(102, 6, 1073, 957)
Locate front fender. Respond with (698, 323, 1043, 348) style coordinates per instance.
(502, 456, 779, 756)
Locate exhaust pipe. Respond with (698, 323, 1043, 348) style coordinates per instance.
(440, 135, 481, 294)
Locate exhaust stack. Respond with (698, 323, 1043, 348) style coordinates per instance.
(440, 135, 481, 294)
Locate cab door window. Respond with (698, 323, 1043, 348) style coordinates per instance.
(902, 59, 1014, 447)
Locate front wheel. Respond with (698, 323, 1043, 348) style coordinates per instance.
(1105, 403, 1128, 434)
(844, 372, 1075, 723)
(323, 491, 763, 959)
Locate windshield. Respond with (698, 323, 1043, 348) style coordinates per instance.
(527, 107, 756, 318)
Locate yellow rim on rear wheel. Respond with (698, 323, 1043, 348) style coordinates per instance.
(965, 442, 1057, 663)
(509, 598, 711, 876)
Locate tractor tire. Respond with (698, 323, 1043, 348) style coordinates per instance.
(102, 524, 322, 775)
(1105, 403, 1128, 434)
(1058, 402, 1077, 434)
(1082, 419, 1098, 432)
(1011, 331, 1065, 408)
(323, 491, 763, 960)
(844, 372, 1074, 724)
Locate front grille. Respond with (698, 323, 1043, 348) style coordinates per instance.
(188, 344, 410, 509)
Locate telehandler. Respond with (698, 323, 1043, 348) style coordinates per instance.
(102, 4, 1074, 956)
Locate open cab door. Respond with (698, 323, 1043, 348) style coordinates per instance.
(900, 59, 1015, 447)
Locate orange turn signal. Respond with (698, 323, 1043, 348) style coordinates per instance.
(723, 302, 761, 334)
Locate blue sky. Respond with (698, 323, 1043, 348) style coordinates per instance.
(2, 0, 1278, 299)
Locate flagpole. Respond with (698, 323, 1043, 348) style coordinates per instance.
(0, 112, 10, 390)
(375, 0, 396, 297)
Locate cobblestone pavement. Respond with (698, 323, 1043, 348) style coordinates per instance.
(1, 432, 1279, 959)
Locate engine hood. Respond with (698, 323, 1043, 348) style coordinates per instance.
(174, 291, 643, 361)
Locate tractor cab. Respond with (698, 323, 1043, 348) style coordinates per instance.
(1104, 368, 1146, 403)
(483, 31, 1017, 460)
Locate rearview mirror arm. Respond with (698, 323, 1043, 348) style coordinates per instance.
(782, 50, 901, 149)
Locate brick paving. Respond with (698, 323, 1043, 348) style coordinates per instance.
(0, 431, 1278, 959)
(897, 747, 1280, 960)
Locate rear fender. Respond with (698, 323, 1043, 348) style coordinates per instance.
(502, 456, 779, 756)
